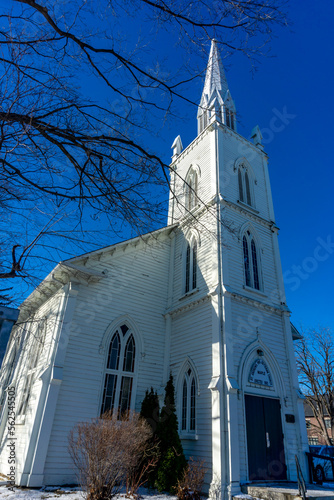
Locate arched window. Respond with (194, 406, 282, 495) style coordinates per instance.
(225, 107, 235, 130)
(185, 239, 198, 294)
(181, 367, 197, 433)
(198, 109, 208, 133)
(101, 325, 136, 416)
(242, 231, 260, 290)
(238, 165, 254, 207)
(185, 169, 198, 211)
(17, 319, 47, 416)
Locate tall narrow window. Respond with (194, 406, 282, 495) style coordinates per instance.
(238, 169, 244, 202)
(245, 171, 251, 206)
(101, 325, 136, 417)
(198, 109, 208, 134)
(17, 320, 47, 416)
(190, 378, 196, 431)
(185, 239, 198, 294)
(185, 169, 198, 211)
(242, 231, 261, 290)
(203, 110, 208, 129)
(181, 367, 197, 433)
(243, 236, 251, 287)
(238, 165, 254, 207)
(225, 108, 235, 130)
(192, 242, 197, 290)
(251, 239, 260, 290)
(185, 244, 191, 293)
(182, 379, 187, 431)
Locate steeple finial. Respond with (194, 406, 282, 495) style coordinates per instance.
(197, 40, 236, 135)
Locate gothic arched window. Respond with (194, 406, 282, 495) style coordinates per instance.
(225, 107, 235, 130)
(17, 319, 47, 416)
(238, 165, 254, 207)
(242, 231, 261, 290)
(198, 109, 208, 133)
(185, 169, 198, 211)
(101, 325, 136, 416)
(181, 367, 197, 433)
(185, 239, 198, 294)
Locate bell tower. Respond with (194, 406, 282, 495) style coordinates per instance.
(168, 40, 309, 499)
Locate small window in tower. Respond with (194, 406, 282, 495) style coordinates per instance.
(242, 231, 262, 291)
(238, 169, 244, 202)
(251, 239, 260, 290)
(245, 171, 252, 206)
(238, 165, 254, 207)
(192, 242, 197, 290)
(225, 108, 235, 130)
(199, 114, 203, 133)
(226, 109, 231, 128)
(185, 169, 198, 211)
(203, 110, 208, 129)
(243, 235, 251, 287)
(185, 238, 198, 294)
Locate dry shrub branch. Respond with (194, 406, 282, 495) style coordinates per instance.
(68, 411, 152, 500)
(176, 457, 207, 500)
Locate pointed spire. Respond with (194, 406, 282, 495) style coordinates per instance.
(201, 39, 229, 105)
(197, 40, 236, 135)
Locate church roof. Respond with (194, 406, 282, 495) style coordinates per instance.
(19, 224, 177, 318)
(64, 223, 177, 264)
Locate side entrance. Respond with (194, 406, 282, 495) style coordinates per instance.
(245, 394, 287, 481)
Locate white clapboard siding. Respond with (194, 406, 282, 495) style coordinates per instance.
(42, 233, 172, 484)
(0, 290, 64, 480)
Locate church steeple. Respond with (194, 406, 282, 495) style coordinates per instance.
(197, 40, 236, 135)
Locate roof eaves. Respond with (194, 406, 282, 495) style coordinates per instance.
(63, 224, 178, 264)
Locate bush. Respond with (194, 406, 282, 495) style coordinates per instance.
(155, 374, 187, 493)
(137, 388, 161, 489)
(176, 458, 207, 500)
(126, 438, 160, 497)
(68, 411, 152, 500)
(140, 387, 160, 433)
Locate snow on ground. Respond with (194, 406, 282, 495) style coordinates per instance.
(0, 485, 176, 500)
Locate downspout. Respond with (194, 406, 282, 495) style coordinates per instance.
(214, 124, 229, 499)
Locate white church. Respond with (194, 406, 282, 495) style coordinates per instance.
(0, 41, 309, 498)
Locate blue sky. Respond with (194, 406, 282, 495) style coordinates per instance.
(230, 1, 334, 332)
(4, 1, 333, 331)
(156, 1, 334, 332)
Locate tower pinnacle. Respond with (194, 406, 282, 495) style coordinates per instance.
(197, 40, 236, 135)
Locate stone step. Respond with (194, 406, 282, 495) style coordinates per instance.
(234, 482, 334, 500)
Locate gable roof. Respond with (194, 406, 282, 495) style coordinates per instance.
(19, 224, 178, 319)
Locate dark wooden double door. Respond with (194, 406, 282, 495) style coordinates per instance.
(245, 395, 287, 481)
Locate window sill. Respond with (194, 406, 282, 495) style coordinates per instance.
(243, 285, 267, 298)
(180, 432, 198, 441)
(179, 288, 199, 301)
(237, 200, 259, 214)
